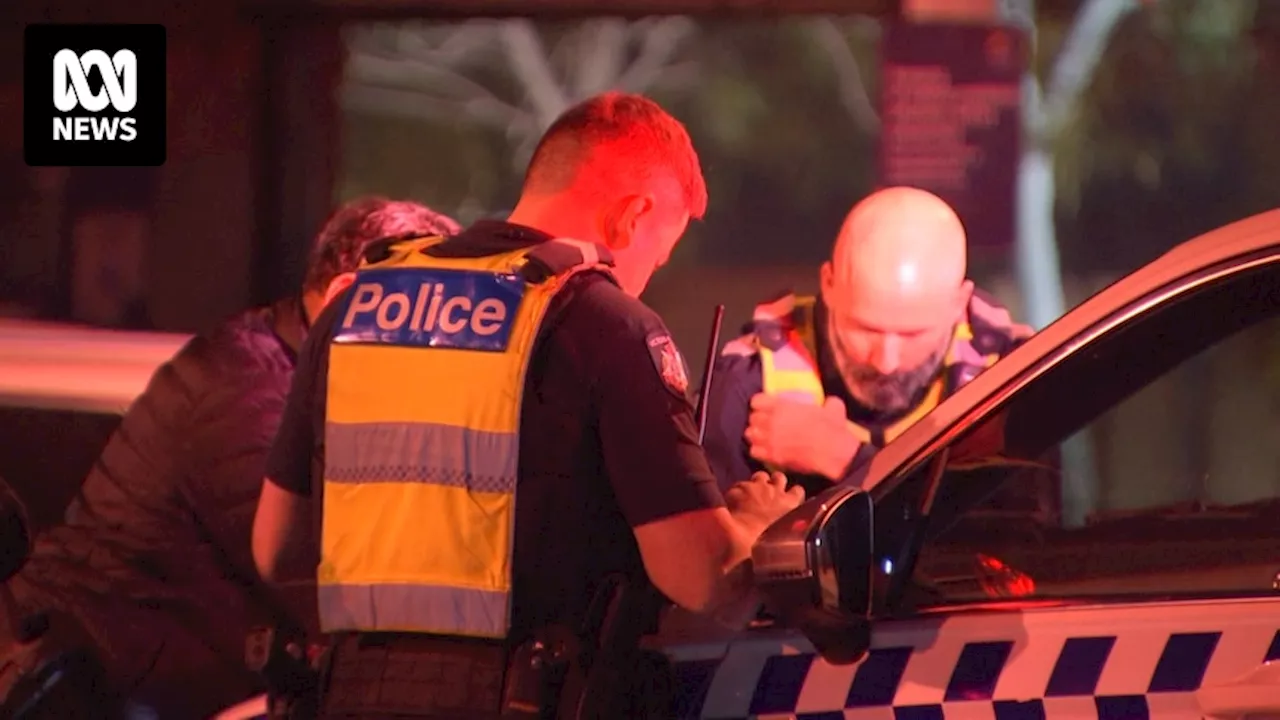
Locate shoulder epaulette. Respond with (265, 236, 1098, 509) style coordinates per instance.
(523, 238, 615, 283)
(361, 232, 442, 266)
(750, 291, 810, 352)
(720, 335, 760, 358)
(753, 291, 798, 323)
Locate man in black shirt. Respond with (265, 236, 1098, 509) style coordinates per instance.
(253, 92, 803, 718)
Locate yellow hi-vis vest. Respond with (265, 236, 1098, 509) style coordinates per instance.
(318, 234, 612, 637)
(734, 293, 1010, 449)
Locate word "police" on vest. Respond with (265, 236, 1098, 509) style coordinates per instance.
(334, 267, 525, 352)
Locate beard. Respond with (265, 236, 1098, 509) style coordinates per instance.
(832, 332, 949, 416)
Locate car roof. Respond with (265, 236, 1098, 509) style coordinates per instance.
(0, 319, 190, 415)
(863, 206, 1280, 492)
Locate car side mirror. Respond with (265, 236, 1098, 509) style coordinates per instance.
(0, 476, 32, 583)
(751, 483, 874, 665)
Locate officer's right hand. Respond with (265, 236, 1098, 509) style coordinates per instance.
(724, 471, 805, 535)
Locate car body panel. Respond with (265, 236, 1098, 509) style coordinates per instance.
(663, 597, 1280, 718)
(0, 320, 191, 529)
(0, 319, 189, 415)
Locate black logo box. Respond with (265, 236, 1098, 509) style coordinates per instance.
(24, 24, 167, 167)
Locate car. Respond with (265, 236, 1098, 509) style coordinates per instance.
(0, 319, 191, 532)
(0, 320, 277, 720)
(655, 208, 1280, 719)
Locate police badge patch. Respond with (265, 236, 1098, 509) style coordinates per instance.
(646, 332, 690, 398)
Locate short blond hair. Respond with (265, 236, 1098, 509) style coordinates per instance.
(523, 92, 708, 219)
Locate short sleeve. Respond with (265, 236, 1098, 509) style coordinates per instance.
(264, 297, 342, 497)
(583, 290, 725, 528)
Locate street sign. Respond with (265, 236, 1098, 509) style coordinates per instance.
(877, 21, 1026, 254)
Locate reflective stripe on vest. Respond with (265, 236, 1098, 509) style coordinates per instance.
(318, 235, 606, 637)
(752, 294, 1002, 448)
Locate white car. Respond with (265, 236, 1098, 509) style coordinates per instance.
(0, 320, 190, 532)
(0, 322, 273, 720)
(8, 208, 1280, 720)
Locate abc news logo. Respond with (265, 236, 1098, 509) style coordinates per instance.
(54, 49, 139, 142)
(25, 24, 166, 167)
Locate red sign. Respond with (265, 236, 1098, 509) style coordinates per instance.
(878, 22, 1027, 254)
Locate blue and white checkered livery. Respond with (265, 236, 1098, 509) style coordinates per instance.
(663, 597, 1280, 719)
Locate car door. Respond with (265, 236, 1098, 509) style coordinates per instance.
(665, 250, 1280, 719)
(0, 403, 122, 531)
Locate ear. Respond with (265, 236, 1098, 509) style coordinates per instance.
(324, 272, 357, 307)
(602, 194, 655, 251)
(955, 279, 975, 319)
(819, 261, 835, 301)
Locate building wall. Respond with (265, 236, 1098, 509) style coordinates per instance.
(0, 1, 341, 333)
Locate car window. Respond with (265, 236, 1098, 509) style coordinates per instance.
(873, 254, 1280, 612)
(0, 405, 121, 532)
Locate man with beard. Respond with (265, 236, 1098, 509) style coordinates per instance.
(702, 186, 1033, 498)
(0, 197, 460, 719)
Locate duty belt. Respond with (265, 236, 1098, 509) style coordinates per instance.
(321, 633, 510, 719)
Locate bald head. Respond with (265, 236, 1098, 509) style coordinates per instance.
(830, 186, 968, 326)
(821, 187, 973, 413)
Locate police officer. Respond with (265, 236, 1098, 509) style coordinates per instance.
(252, 92, 804, 719)
(703, 186, 1034, 498)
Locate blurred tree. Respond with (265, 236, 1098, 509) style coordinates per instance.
(807, 0, 1261, 322)
(667, 19, 879, 267)
(340, 18, 699, 225)
(1014, 0, 1261, 524)
(343, 18, 699, 173)
(1006, 0, 1142, 329)
(339, 17, 882, 266)
(1055, 0, 1260, 273)
(338, 5, 1266, 273)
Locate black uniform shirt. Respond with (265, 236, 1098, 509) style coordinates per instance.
(265, 220, 724, 639)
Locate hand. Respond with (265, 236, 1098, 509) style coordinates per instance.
(744, 394, 861, 481)
(724, 471, 806, 535)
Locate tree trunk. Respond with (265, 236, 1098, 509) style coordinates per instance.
(1010, 0, 1143, 524)
(1014, 140, 1066, 328)
(1015, 80, 1097, 525)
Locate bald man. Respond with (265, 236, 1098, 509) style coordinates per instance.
(703, 187, 1033, 497)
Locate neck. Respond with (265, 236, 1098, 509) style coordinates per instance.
(506, 194, 602, 245)
(301, 289, 325, 327)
